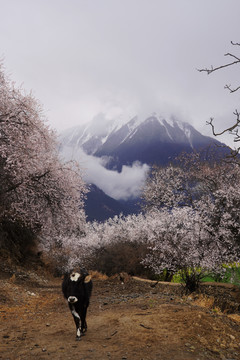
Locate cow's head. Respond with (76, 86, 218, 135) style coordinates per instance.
(67, 272, 92, 304)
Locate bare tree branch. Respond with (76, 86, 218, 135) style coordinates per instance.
(224, 52, 240, 61)
(198, 56, 240, 75)
(231, 41, 240, 46)
(198, 41, 240, 75)
(224, 84, 240, 93)
(199, 41, 240, 153)
(206, 110, 240, 137)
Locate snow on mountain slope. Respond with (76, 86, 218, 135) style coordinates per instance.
(59, 112, 210, 158)
(59, 113, 221, 173)
(59, 113, 134, 155)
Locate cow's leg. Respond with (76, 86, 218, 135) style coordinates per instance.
(69, 304, 81, 341)
(79, 306, 88, 334)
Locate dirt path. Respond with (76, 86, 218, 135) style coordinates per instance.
(1, 274, 240, 360)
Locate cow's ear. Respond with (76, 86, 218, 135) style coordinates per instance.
(84, 275, 92, 283)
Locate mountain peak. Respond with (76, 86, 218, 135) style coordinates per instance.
(59, 113, 227, 220)
(59, 112, 219, 172)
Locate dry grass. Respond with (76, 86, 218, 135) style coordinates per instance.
(228, 314, 240, 323)
(192, 294, 222, 313)
(89, 270, 109, 280)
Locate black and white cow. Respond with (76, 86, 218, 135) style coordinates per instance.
(62, 269, 93, 341)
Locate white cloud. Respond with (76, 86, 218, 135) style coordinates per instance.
(61, 146, 150, 200)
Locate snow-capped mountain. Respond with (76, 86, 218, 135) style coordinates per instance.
(59, 112, 227, 221)
(60, 113, 218, 171)
(59, 113, 141, 155)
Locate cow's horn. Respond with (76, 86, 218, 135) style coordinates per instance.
(84, 275, 92, 283)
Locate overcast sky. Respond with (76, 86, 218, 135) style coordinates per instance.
(1, 0, 240, 146)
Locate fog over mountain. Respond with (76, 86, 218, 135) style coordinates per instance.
(59, 113, 221, 201)
(1, 1, 240, 151)
(61, 145, 149, 200)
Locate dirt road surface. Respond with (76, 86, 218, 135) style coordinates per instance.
(1, 272, 240, 360)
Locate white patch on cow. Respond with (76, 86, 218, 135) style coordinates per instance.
(71, 306, 80, 320)
(70, 272, 81, 281)
(77, 328, 81, 337)
(68, 296, 78, 303)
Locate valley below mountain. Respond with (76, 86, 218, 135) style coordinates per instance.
(84, 184, 141, 222)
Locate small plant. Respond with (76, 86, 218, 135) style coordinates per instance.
(179, 267, 206, 293)
(148, 299, 156, 308)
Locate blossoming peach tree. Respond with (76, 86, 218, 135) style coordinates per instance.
(0, 64, 87, 261)
(141, 154, 240, 290)
(78, 152, 240, 291)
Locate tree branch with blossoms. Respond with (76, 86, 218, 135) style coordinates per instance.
(0, 63, 87, 261)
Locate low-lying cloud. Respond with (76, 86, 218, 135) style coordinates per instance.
(61, 146, 150, 200)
